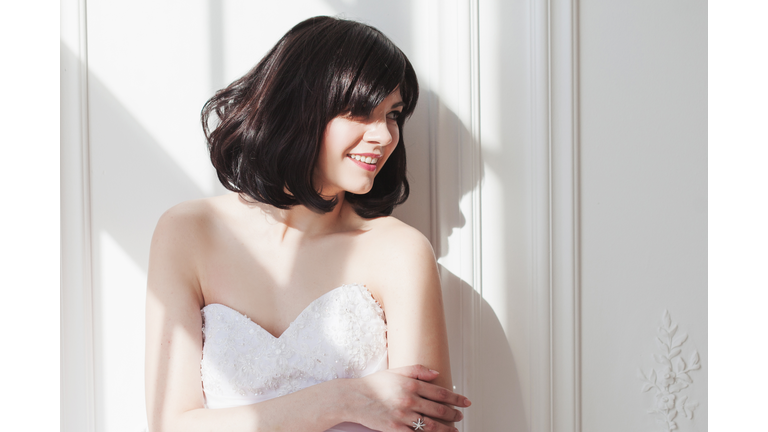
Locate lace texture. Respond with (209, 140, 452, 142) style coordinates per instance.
(200, 283, 388, 407)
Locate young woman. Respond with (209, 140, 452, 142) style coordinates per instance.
(145, 16, 470, 432)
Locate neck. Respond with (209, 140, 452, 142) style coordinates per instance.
(250, 191, 350, 238)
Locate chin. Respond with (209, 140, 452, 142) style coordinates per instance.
(346, 183, 374, 196)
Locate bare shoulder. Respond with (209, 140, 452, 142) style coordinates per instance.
(153, 198, 216, 248)
(363, 216, 435, 260)
(152, 194, 237, 245)
(361, 216, 439, 305)
(148, 195, 234, 303)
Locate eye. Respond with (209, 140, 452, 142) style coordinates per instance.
(387, 110, 402, 121)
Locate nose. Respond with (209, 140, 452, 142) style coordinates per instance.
(363, 119, 394, 146)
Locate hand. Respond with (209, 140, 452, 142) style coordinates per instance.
(352, 365, 471, 432)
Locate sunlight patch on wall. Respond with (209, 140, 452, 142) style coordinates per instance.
(97, 230, 148, 432)
(87, 0, 217, 195)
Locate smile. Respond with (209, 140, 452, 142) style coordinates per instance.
(347, 154, 379, 172)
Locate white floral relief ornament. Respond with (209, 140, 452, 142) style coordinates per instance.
(638, 310, 701, 431)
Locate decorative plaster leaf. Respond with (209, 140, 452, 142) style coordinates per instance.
(690, 351, 700, 366)
(675, 357, 686, 372)
(677, 395, 698, 419)
(684, 402, 699, 419)
(662, 310, 671, 328)
(671, 334, 688, 348)
(640, 311, 701, 432)
(678, 372, 692, 383)
(657, 337, 669, 352)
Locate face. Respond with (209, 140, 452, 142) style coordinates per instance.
(314, 89, 404, 197)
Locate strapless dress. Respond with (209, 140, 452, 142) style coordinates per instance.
(200, 283, 387, 432)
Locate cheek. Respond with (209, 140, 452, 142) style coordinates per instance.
(325, 120, 362, 155)
(389, 124, 400, 153)
(319, 124, 346, 164)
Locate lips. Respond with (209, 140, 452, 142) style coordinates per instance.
(347, 154, 379, 172)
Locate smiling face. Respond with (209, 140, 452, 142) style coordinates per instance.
(314, 89, 404, 197)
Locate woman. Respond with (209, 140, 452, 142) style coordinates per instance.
(145, 16, 469, 432)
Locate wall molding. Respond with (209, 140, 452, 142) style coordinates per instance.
(431, 0, 581, 430)
(424, 0, 485, 430)
(465, 0, 484, 430)
(531, 0, 582, 431)
(61, 0, 95, 430)
(550, 0, 581, 431)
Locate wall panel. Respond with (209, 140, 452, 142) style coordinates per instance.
(61, 1, 706, 431)
(579, 0, 707, 430)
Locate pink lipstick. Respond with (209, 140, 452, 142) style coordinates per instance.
(347, 155, 378, 172)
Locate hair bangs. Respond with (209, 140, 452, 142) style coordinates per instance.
(328, 28, 417, 122)
(344, 52, 405, 117)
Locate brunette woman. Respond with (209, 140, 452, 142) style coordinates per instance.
(145, 16, 469, 432)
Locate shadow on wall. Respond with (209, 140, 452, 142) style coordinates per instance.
(441, 264, 526, 431)
(423, 86, 526, 431)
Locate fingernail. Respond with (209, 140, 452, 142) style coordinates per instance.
(429, 369, 440, 374)
(464, 397, 472, 406)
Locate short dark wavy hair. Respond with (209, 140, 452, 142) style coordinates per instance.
(201, 16, 419, 218)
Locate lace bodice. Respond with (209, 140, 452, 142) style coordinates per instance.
(200, 283, 387, 431)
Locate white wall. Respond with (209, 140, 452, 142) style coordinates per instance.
(580, 0, 707, 430)
(61, 1, 707, 431)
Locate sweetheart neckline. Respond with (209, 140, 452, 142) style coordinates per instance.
(202, 283, 382, 340)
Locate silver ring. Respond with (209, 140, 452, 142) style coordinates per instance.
(412, 417, 426, 431)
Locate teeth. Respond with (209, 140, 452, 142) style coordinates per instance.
(349, 155, 379, 165)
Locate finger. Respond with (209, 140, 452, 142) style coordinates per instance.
(413, 398, 464, 423)
(389, 364, 441, 381)
(408, 415, 457, 432)
(417, 382, 471, 408)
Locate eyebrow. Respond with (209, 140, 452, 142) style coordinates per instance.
(391, 101, 405, 109)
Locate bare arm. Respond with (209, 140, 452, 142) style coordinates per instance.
(145, 205, 468, 432)
(375, 226, 463, 429)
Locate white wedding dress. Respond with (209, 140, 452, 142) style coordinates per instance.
(200, 283, 387, 432)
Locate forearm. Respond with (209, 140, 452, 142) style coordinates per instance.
(152, 378, 354, 432)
